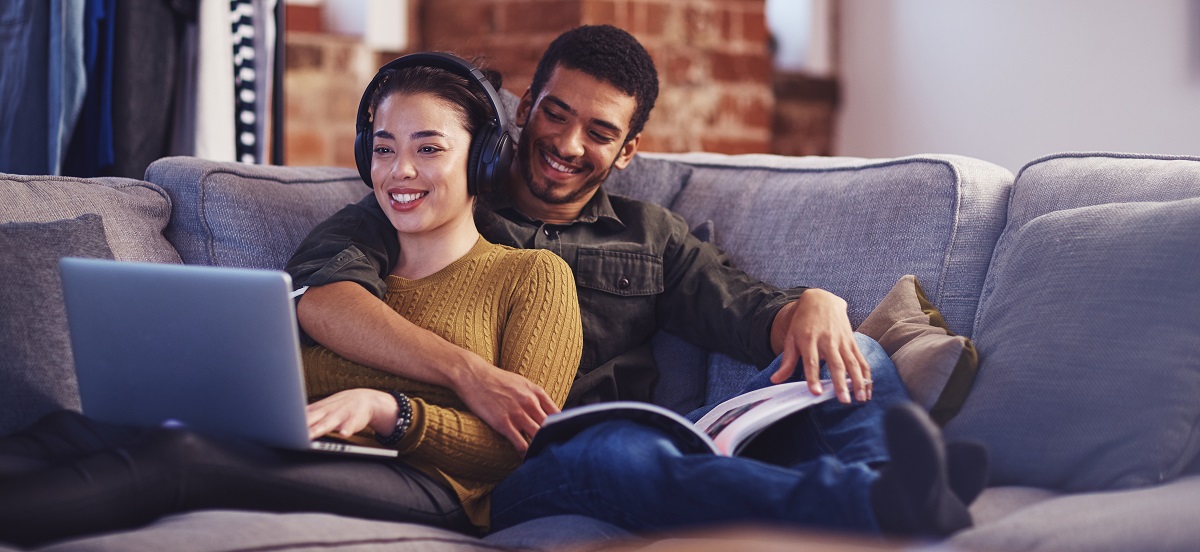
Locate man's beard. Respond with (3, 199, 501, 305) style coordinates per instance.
(516, 128, 617, 205)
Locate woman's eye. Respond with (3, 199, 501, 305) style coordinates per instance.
(373, 146, 393, 155)
(418, 146, 440, 154)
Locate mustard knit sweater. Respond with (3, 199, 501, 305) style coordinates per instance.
(301, 237, 582, 530)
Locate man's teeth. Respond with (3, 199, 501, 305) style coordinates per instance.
(543, 153, 581, 173)
(391, 192, 427, 204)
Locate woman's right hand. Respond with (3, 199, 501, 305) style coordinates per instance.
(306, 388, 399, 441)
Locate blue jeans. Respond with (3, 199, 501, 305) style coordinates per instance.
(491, 333, 909, 534)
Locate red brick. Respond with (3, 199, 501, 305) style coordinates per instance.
(685, 5, 717, 47)
(710, 50, 771, 83)
(700, 136, 769, 155)
(645, 3, 671, 37)
(583, 0, 618, 24)
(744, 95, 773, 129)
(332, 131, 359, 168)
(285, 5, 322, 33)
(720, 8, 738, 42)
(286, 129, 328, 166)
(421, 0, 496, 46)
(663, 51, 696, 85)
(285, 43, 323, 71)
(741, 8, 768, 45)
(501, 1, 582, 34)
(637, 133, 670, 153)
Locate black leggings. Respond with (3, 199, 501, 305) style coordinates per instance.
(0, 411, 471, 547)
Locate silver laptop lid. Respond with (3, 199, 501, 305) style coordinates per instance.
(60, 258, 313, 450)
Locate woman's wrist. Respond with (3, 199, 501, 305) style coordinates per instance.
(375, 390, 412, 446)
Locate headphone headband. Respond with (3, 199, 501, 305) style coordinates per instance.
(353, 52, 513, 195)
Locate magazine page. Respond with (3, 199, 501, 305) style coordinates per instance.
(694, 379, 836, 456)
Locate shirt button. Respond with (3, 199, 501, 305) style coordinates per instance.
(617, 277, 631, 290)
(543, 227, 559, 239)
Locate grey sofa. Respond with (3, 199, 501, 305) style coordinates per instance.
(2, 150, 1198, 551)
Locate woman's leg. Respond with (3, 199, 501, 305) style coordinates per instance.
(0, 410, 142, 478)
(0, 426, 469, 547)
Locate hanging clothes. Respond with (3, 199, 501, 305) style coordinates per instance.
(109, 0, 197, 179)
(230, 0, 257, 164)
(189, 0, 237, 162)
(62, 0, 116, 178)
(252, 0, 277, 164)
(0, 0, 87, 176)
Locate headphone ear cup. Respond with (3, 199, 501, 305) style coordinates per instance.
(470, 125, 513, 195)
(354, 130, 373, 188)
(465, 127, 486, 196)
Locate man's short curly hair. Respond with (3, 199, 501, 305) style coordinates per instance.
(530, 25, 659, 141)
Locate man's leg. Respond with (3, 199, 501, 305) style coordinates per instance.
(687, 333, 907, 467)
(491, 420, 879, 535)
(492, 406, 974, 539)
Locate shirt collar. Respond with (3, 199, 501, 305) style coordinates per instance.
(481, 185, 626, 229)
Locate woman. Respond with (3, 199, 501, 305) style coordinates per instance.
(0, 57, 582, 547)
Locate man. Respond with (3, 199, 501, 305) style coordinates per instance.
(287, 25, 983, 537)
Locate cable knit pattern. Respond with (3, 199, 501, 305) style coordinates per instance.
(301, 237, 582, 529)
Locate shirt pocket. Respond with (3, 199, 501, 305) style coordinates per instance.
(574, 248, 664, 297)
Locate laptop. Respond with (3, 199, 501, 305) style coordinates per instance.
(59, 257, 397, 458)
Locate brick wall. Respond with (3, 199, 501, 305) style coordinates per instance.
(283, 0, 827, 165)
(418, 0, 773, 154)
(284, 29, 380, 166)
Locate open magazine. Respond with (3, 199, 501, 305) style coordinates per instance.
(528, 379, 837, 457)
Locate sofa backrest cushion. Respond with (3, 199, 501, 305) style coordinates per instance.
(976, 152, 1200, 333)
(630, 153, 1012, 404)
(1, 173, 178, 434)
(0, 173, 181, 263)
(950, 151, 1200, 492)
(945, 198, 1200, 492)
(0, 215, 114, 434)
(145, 157, 366, 270)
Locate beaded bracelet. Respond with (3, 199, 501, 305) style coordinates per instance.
(376, 390, 412, 447)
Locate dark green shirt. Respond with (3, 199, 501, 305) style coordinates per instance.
(285, 187, 804, 406)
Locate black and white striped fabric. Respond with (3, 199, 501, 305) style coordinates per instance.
(230, 0, 258, 164)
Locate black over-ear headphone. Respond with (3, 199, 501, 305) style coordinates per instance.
(353, 52, 513, 195)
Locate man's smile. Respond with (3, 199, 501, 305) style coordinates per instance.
(538, 146, 586, 176)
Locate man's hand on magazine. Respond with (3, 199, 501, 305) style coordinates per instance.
(769, 288, 872, 404)
(453, 359, 560, 455)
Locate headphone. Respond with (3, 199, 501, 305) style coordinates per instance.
(353, 52, 513, 195)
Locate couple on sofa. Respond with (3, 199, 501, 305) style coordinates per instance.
(0, 24, 984, 547)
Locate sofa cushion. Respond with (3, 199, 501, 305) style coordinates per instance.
(605, 153, 694, 208)
(1001, 152, 1200, 240)
(36, 510, 501, 552)
(647, 153, 1011, 402)
(0, 173, 180, 263)
(0, 215, 113, 435)
(951, 476, 1200, 552)
(945, 198, 1200, 492)
(858, 275, 978, 425)
(145, 157, 367, 270)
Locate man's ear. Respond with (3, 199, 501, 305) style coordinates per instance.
(613, 133, 641, 170)
(515, 88, 533, 127)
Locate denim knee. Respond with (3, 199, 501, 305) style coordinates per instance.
(546, 420, 684, 480)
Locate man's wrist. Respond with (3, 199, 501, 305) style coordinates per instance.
(770, 300, 799, 354)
